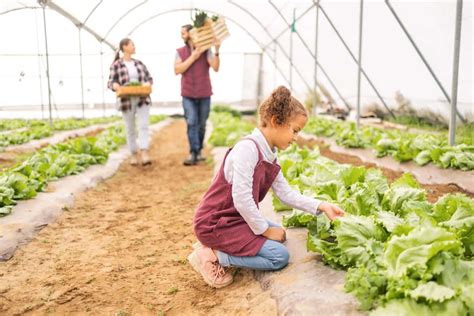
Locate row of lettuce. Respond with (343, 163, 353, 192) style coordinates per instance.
(274, 144, 473, 315)
(0, 117, 122, 132)
(0, 115, 167, 217)
(304, 116, 473, 171)
(208, 106, 254, 147)
(0, 117, 122, 150)
(206, 107, 473, 314)
(207, 106, 473, 171)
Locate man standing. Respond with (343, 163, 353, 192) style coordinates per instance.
(175, 24, 221, 166)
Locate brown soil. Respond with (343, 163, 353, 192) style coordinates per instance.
(296, 136, 474, 203)
(0, 153, 19, 171)
(0, 120, 276, 315)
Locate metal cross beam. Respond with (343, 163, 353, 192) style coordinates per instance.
(268, 0, 352, 110)
(229, 0, 312, 91)
(317, 2, 395, 117)
(42, 0, 116, 50)
(385, 0, 466, 123)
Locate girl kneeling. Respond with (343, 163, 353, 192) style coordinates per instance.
(189, 86, 345, 288)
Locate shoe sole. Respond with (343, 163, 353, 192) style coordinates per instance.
(187, 251, 201, 275)
(187, 251, 233, 289)
(183, 163, 198, 166)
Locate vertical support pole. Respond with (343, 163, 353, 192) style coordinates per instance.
(449, 0, 463, 146)
(78, 27, 85, 119)
(313, 1, 320, 117)
(289, 8, 296, 90)
(385, 0, 465, 123)
(356, 0, 364, 128)
(100, 42, 106, 117)
(41, 5, 53, 128)
(273, 41, 277, 87)
(256, 52, 264, 106)
(35, 9, 45, 120)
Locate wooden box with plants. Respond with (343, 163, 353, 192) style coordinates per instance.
(116, 82, 152, 98)
(189, 10, 230, 50)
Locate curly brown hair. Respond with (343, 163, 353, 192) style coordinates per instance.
(259, 86, 307, 127)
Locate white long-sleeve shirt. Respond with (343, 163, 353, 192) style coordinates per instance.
(224, 128, 323, 235)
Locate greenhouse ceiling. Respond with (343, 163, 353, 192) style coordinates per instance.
(1, 0, 472, 139)
(2, 0, 312, 51)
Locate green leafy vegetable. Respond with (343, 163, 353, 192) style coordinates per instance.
(272, 144, 473, 314)
(303, 116, 473, 170)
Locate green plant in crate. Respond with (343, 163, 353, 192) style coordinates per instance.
(192, 10, 209, 28)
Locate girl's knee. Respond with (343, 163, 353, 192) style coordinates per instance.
(260, 240, 290, 270)
(275, 247, 289, 270)
(270, 243, 289, 270)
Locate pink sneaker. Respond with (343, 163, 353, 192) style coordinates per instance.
(188, 246, 233, 288)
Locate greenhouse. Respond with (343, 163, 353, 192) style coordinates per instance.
(0, 0, 472, 315)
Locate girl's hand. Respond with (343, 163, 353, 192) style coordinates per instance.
(262, 227, 286, 243)
(143, 82, 151, 87)
(318, 202, 345, 221)
(112, 82, 120, 91)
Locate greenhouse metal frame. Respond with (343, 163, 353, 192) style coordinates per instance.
(0, 0, 471, 144)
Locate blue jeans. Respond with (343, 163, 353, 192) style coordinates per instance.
(216, 220, 290, 271)
(182, 97, 211, 154)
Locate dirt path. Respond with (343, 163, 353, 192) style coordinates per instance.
(0, 120, 276, 315)
(296, 137, 474, 203)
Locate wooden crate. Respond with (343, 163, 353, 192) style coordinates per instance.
(212, 18, 230, 44)
(189, 18, 230, 50)
(116, 85, 152, 97)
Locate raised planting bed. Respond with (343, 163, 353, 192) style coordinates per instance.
(304, 116, 474, 171)
(0, 117, 170, 260)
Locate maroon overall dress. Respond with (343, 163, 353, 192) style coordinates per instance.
(193, 139, 281, 257)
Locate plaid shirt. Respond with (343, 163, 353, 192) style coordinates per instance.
(107, 58, 153, 111)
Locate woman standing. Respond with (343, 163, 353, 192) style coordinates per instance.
(108, 38, 153, 165)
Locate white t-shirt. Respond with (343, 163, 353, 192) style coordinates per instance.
(223, 128, 322, 235)
(123, 60, 139, 82)
(123, 60, 139, 105)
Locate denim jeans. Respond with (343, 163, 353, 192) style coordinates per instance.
(182, 97, 211, 154)
(216, 220, 290, 271)
(122, 99, 150, 154)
